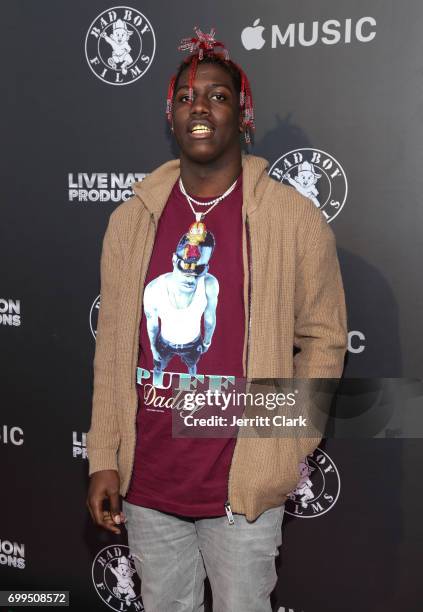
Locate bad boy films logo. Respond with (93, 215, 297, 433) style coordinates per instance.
(85, 7, 156, 85)
(285, 448, 340, 518)
(90, 295, 100, 339)
(92, 545, 143, 611)
(269, 148, 348, 222)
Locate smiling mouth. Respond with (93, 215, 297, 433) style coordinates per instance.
(190, 124, 214, 137)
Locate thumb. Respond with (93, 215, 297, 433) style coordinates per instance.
(109, 492, 121, 524)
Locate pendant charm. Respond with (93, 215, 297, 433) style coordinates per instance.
(195, 212, 203, 222)
(181, 220, 208, 267)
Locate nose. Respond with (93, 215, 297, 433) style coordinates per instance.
(190, 92, 210, 115)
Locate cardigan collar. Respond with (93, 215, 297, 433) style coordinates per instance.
(132, 154, 271, 220)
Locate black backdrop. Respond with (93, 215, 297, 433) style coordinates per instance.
(2, 1, 423, 611)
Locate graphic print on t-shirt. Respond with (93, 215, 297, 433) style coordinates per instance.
(143, 220, 219, 388)
(126, 176, 246, 516)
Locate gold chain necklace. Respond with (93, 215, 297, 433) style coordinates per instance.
(179, 177, 238, 222)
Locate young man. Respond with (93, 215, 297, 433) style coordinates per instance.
(86, 27, 347, 612)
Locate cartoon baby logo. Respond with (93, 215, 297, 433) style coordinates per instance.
(285, 447, 341, 518)
(283, 161, 321, 209)
(269, 148, 348, 223)
(143, 222, 218, 388)
(110, 555, 137, 605)
(287, 458, 316, 508)
(85, 7, 156, 85)
(101, 19, 133, 75)
(92, 545, 143, 611)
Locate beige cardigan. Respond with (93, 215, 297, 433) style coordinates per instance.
(87, 154, 348, 521)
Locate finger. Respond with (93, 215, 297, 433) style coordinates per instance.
(101, 519, 121, 535)
(90, 492, 106, 526)
(103, 512, 116, 526)
(99, 513, 121, 535)
(103, 515, 123, 533)
(109, 491, 122, 525)
(103, 510, 123, 521)
(90, 494, 121, 534)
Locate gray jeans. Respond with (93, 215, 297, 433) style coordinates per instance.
(122, 500, 284, 612)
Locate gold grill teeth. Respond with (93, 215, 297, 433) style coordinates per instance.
(192, 125, 212, 132)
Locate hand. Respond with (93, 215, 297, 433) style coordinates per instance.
(87, 469, 125, 535)
(197, 341, 210, 354)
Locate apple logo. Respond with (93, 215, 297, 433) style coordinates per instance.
(241, 18, 266, 50)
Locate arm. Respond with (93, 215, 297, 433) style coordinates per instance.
(86, 214, 123, 534)
(101, 33, 115, 47)
(293, 209, 348, 456)
(294, 211, 347, 378)
(202, 275, 219, 347)
(144, 284, 160, 360)
(109, 566, 119, 579)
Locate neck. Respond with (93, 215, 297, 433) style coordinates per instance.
(179, 151, 242, 197)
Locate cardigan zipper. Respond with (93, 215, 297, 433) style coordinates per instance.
(224, 500, 235, 525)
(224, 214, 252, 524)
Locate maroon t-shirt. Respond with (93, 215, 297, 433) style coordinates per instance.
(125, 174, 245, 517)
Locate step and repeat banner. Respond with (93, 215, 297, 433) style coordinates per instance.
(2, 1, 423, 611)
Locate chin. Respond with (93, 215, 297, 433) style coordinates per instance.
(183, 145, 228, 165)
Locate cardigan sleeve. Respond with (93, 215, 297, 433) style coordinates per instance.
(86, 214, 122, 475)
(293, 210, 348, 379)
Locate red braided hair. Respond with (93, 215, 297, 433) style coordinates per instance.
(166, 27, 255, 144)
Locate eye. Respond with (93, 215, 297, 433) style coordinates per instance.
(211, 93, 226, 101)
(175, 92, 191, 103)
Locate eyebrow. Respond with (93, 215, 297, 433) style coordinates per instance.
(176, 82, 233, 92)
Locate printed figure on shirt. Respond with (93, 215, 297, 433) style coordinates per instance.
(143, 221, 219, 387)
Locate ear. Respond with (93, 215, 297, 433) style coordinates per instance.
(238, 110, 245, 134)
(238, 113, 245, 134)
